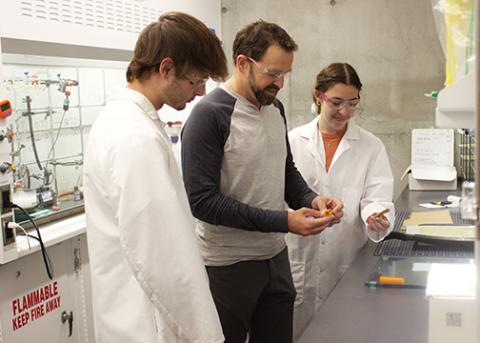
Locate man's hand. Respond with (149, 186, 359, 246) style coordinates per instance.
(287, 208, 338, 236)
(311, 196, 343, 225)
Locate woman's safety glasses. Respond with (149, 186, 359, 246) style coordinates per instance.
(319, 92, 360, 110)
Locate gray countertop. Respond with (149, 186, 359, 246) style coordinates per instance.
(297, 243, 429, 343)
(395, 188, 461, 212)
(297, 187, 462, 343)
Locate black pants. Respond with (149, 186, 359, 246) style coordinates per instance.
(206, 248, 296, 343)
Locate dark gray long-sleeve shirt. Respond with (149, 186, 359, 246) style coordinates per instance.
(182, 85, 316, 266)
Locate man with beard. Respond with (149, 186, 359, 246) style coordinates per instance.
(84, 12, 228, 343)
(181, 20, 343, 343)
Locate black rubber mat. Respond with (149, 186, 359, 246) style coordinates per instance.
(374, 211, 475, 258)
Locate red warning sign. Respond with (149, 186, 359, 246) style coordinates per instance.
(11, 281, 61, 331)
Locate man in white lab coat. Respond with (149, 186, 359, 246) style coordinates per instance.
(83, 12, 228, 343)
(287, 63, 395, 339)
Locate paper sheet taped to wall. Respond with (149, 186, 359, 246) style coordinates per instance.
(411, 129, 456, 181)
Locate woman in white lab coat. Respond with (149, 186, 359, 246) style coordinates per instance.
(286, 63, 395, 338)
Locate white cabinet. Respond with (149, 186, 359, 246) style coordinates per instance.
(0, 233, 93, 343)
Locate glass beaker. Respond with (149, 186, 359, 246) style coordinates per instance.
(461, 181, 476, 220)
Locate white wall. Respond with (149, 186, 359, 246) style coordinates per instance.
(221, 0, 445, 198)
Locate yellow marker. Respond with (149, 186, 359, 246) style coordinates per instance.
(374, 208, 390, 218)
(378, 275, 405, 286)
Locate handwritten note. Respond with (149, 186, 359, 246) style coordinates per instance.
(412, 129, 454, 167)
(410, 129, 456, 181)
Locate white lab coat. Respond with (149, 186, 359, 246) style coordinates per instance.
(286, 116, 395, 338)
(84, 87, 224, 343)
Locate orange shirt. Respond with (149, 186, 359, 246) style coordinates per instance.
(321, 131, 344, 172)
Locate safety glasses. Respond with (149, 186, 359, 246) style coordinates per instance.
(319, 92, 360, 110)
(247, 57, 290, 80)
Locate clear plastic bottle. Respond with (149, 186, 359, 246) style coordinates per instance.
(460, 181, 476, 220)
(73, 186, 81, 201)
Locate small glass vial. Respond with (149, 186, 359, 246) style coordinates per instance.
(460, 181, 476, 220)
(73, 186, 81, 201)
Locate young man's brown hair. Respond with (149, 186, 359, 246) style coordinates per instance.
(127, 12, 227, 82)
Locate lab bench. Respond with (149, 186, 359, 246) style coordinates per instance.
(297, 188, 467, 343)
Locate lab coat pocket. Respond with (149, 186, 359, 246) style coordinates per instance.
(290, 261, 306, 307)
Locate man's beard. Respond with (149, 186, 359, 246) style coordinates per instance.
(248, 70, 280, 106)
